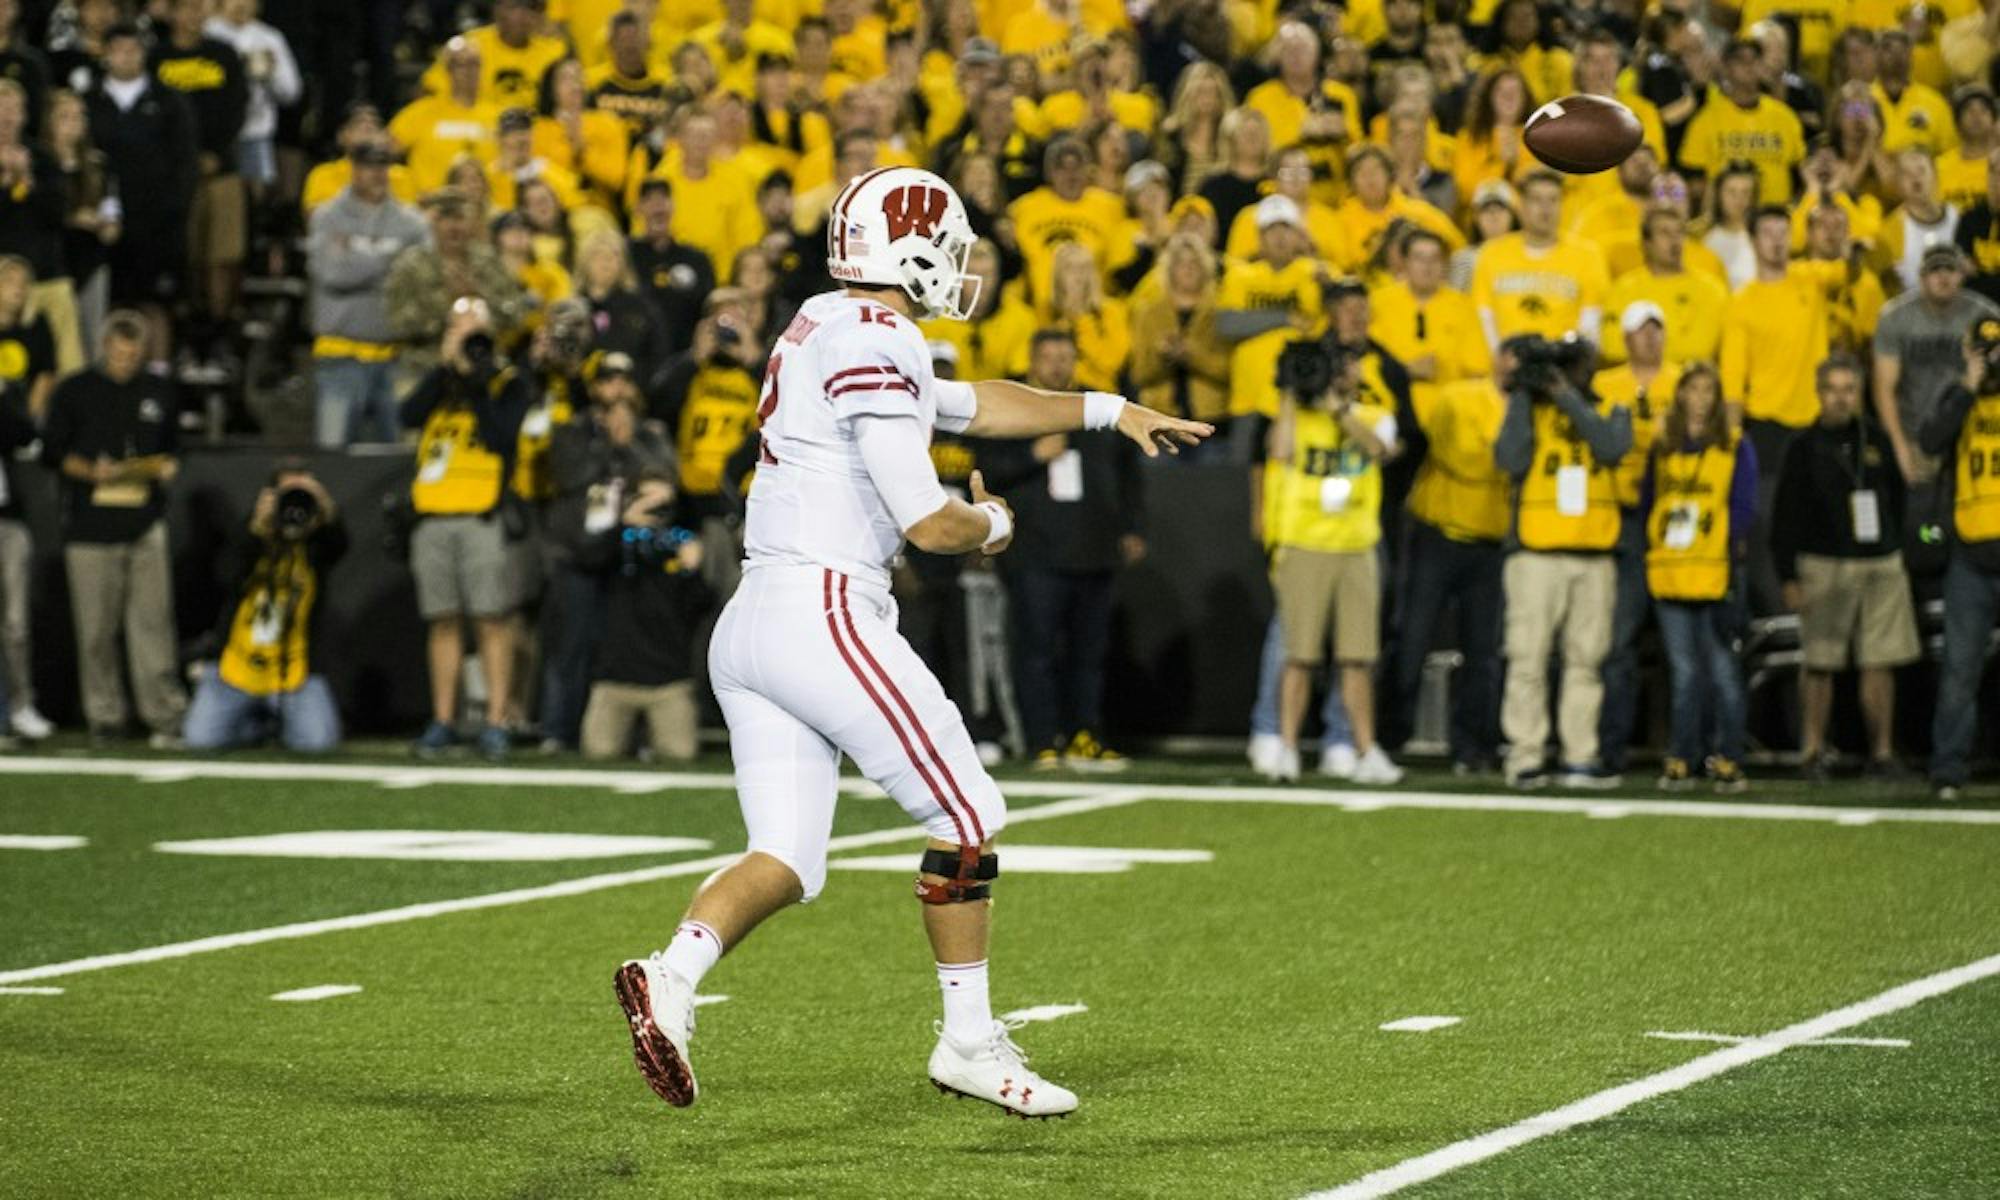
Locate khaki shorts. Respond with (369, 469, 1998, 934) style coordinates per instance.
(188, 173, 246, 268)
(1797, 552, 1921, 671)
(1273, 546, 1380, 665)
(411, 514, 515, 619)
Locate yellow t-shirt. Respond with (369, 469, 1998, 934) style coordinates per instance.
(1479, 43, 1574, 104)
(1219, 256, 1326, 418)
(1327, 192, 1465, 274)
(532, 112, 630, 201)
(1937, 150, 1990, 214)
(1000, 6, 1074, 75)
(419, 27, 567, 111)
(1851, 0, 1980, 91)
(1407, 378, 1510, 543)
(1471, 233, 1611, 343)
(1789, 187, 1886, 252)
(486, 159, 586, 214)
(1243, 77, 1361, 153)
(1720, 266, 1830, 427)
(1600, 267, 1730, 365)
(301, 159, 420, 215)
(829, 18, 888, 84)
(688, 19, 797, 98)
(1049, 301, 1131, 394)
(920, 297, 1038, 383)
(549, 0, 624, 67)
(388, 96, 502, 193)
(1271, 403, 1392, 553)
(627, 151, 762, 281)
(1678, 94, 1806, 206)
(1367, 279, 1492, 385)
(1872, 81, 1959, 156)
(1591, 360, 1682, 506)
(1006, 186, 1130, 310)
(1037, 90, 1159, 138)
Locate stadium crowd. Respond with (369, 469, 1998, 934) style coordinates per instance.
(0, 0, 1999, 800)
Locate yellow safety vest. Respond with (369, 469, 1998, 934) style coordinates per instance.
(412, 404, 505, 516)
(1645, 440, 1737, 601)
(1270, 405, 1388, 553)
(676, 366, 761, 495)
(1516, 398, 1624, 552)
(1955, 393, 2000, 544)
(217, 543, 316, 696)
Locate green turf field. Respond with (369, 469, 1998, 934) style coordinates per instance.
(2, 752, 1996, 1199)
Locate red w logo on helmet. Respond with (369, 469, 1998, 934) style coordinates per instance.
(883, 185, 949, 241)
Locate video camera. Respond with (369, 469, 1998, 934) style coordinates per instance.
(1506, 333, 1592, 398)
(273, 486, 322, 540)
(1275, 336, 1362, 403)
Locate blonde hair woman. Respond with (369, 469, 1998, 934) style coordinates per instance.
(1045, 241, 1129, 394)
(574, 227, 668, 381)
(1128, 233, 1230, 431)
(1155, 61, 1235, 195)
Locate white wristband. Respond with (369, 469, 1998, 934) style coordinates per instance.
(1082, 390, 1126, 431)
(974, 500, 1012, 549)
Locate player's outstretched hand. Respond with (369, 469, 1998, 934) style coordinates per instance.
(969, 470, 1013, 556)
(1116, 401, 1216, 458)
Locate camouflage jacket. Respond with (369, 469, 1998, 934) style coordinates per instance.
(384, 243, 530, 371)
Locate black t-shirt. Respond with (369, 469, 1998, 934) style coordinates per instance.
(629, 237, 715, 358)
(40, 366, 180, 543)
(150, 37, 248, 162)
(1955, 202, 2000, 307)
(1198, 172, 1263, 252)
(0, 315, 55, 393)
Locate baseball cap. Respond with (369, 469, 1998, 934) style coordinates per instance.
(1255, 193, 1305, 230)
(349, 139, 396, 167)
(1123, 159, 1170, 196)
(1169, 194, 1215, 224)
(1921, 241, 1966, 272)
(1473, 179, 1519, 213)
(591, 350, 638, 382)
(1620, 299, 1667, 335)
(1952, 83, 1996, 121)
(960, 37, 1000, 66)
(497, 108, 534, 135)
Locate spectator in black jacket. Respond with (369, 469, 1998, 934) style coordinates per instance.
(539, 351, 676, 751)
(184, 463, 348, 752)
(1770, 354, 1920, 779)
(574, 229, 668, 386)
(151, 0, 247, 351)
(575, 474, 713, 761)
(981, 328, 1146, 769)
(87, 24, 196, 358)
(0, 348, 39, 745)
(0, 0, 50, 135)
(0, 79, 73, 370)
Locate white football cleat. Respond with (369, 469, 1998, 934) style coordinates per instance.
(929, 1019, 1078, 1119)
(1318, 743, 1358, 779)
(1351, 746, 1404, 785)
(614, 955, 699, 1107)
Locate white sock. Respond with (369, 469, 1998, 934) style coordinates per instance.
(937, 960, 992, 1043)
(659, 920, 723, 987)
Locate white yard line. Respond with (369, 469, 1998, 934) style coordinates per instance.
(1644, 1030, 1911, 1049)
(0, 789, 1147, 986)
(3, 757, 1995, 826)
(0, 835, 87, 850)
(1304, 950, 2000, 1200)
(0, 986, 65, 995)
(270, 984, 362, 1002)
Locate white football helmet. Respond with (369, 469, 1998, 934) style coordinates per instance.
(826, 166, 981, 320)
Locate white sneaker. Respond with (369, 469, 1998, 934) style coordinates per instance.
(929, 1018, 1078, 1119)
(147, 731, 184, 751)
(10, 705, 53, 741)
(1351, 745, 1404, 785)
(1318, 743, 1358, 779)
(1247, 732, 1283, 773)
(1257, 743, 1301, 782)
(614, 955, 699, 1107)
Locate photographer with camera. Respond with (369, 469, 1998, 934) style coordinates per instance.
(1257, 333, 1403, 785)
(539, 351, 676, 752)
(1916, 323, 2000, 801)
(652, 287, 764, 598)
(184, 463, 347, 752)
(400, 295, 533, 759)
(1493, 332, 1633, 789)
(573, 471, 714, 762)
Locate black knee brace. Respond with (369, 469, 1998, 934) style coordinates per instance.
(914, 846, 998, 904)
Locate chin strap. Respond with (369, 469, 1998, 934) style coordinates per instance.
(915, 846, 998, 904)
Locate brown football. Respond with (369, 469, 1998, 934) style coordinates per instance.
(1522, 94, 1645, 175)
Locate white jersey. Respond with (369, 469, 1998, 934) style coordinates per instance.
(743, 291, 973, 586)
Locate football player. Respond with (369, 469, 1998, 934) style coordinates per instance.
(614, 167, 1212, 1118)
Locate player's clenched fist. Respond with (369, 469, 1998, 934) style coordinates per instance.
(1115, 400, 1216, 458)
(968, 470, 1013, 555)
